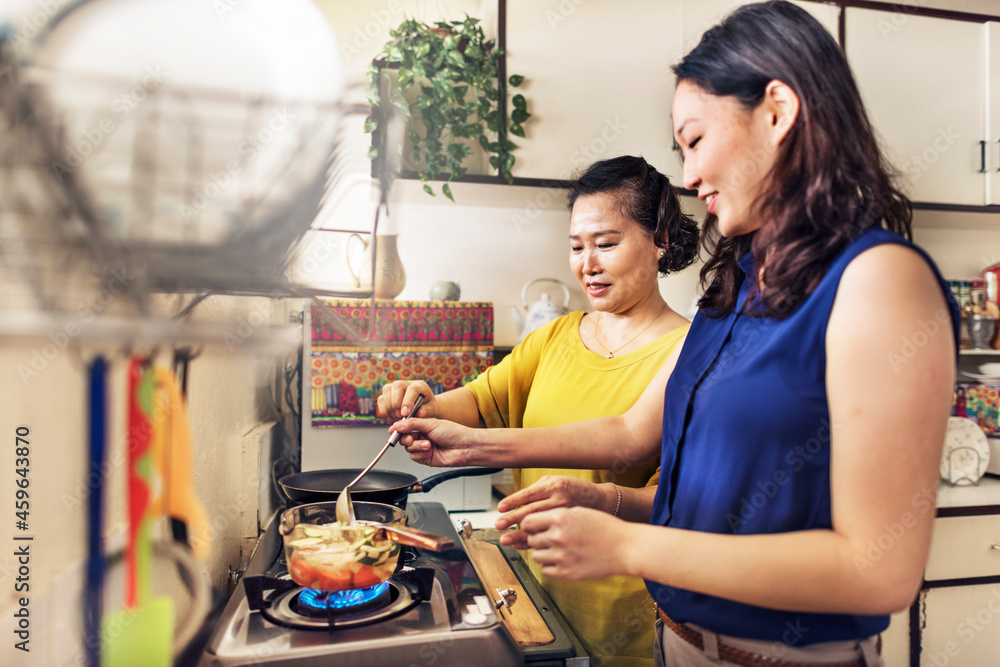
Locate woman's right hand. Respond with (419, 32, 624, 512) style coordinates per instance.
(494, 476, 616, 549)
(377, 380, 434, 422)
(390, 416, 475, 468)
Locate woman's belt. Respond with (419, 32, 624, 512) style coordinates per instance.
(655, 605, 878, 667)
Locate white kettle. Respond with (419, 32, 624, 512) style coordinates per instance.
(510, 278, 571, 343)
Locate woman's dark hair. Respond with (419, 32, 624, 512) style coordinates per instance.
(567, 155, 699, 275)
(674, 0, 911, 318)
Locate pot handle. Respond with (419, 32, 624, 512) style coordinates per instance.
(378, 525, 455, 552)
(414, 467, 503, 493)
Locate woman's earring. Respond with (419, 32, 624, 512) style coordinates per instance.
(659, 250, 666, 257)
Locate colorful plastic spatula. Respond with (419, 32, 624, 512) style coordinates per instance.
(102, 359, 173, 667)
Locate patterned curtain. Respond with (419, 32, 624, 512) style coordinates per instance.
(310, 299, 494, 427)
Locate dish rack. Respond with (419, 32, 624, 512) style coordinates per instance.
(0, 40, 397, 346)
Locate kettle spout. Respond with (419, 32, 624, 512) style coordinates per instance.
(509, 305, 525, 336)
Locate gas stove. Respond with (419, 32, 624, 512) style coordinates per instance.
(198, 502, 587, 666)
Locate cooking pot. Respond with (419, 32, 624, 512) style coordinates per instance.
(279, 501, 454, 591)
(277, 467, 503, 508)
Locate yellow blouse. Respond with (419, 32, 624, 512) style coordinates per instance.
(465, 311, 688, 667)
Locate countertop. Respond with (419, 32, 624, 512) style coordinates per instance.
(937, 472, 1000, 510)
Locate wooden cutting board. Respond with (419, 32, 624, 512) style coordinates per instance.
(464, 541, 555, 647)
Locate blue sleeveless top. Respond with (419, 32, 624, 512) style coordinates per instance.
(647, 228, 959, 644)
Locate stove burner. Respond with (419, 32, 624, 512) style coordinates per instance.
(260, 579, 419, 630)
(296, 582, 390, 613)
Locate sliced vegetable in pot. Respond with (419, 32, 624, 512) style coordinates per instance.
(283, 521, 400, 591)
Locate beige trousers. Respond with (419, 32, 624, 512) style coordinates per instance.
(653, 618, 885, 667)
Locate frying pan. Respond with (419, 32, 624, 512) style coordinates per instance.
(277, 468, 503, 508)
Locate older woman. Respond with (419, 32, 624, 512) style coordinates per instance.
(378, 155, 698, 666)
(392, 3, 959, 666)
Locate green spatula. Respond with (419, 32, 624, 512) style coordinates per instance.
(102, 360, 173, 667)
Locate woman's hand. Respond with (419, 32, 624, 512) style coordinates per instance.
(495, 476, 615, 549)
(391, 417, 475, 468)
(520, 507, 631, 581)
(376, 381, 433, 422)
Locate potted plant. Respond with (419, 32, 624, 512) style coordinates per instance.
(365, 16, 531, 201)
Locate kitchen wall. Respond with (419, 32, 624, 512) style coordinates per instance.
(0, 294, 296, 666)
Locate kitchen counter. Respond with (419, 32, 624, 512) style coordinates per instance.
(936, 473, 1000, 512)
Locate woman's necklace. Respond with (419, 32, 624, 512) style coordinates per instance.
(594, 305, 666, 359)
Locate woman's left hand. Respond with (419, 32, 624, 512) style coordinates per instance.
(520, 507, 630, 581)
(496, 476, 613, 549)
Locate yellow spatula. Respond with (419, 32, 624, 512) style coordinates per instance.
(150, 367, 211, 560)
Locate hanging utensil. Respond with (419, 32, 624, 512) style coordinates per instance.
(335, 393, 425, 525)
(103, 359, 173, 667)
(84, 357, 107, 667)
(150, 366, 211, 559)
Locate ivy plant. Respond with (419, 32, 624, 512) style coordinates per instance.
(365, 16, 531, 201)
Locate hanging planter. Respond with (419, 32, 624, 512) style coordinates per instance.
(365, 16, 531, 201)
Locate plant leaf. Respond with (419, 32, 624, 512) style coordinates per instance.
(508, 74, 525, 87)
(442, 183, 454, 201)
(512, 94, 527, 110)
(509, 123, 525, 138)
(423, 184, 436, 196)
(511, 108, 529, 124)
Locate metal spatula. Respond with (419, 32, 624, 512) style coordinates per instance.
(336, 393, 425, 525)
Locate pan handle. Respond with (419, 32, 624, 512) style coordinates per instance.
(413, 468, 504, 493)
(272, 459, 297, 508)
(378, 525, 455, 551)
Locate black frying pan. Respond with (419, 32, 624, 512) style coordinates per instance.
(277, 468, 503, 508)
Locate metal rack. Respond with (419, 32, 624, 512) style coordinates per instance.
(0, 37, 397, 347)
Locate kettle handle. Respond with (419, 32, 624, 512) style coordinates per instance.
(521, 278, 571, 309)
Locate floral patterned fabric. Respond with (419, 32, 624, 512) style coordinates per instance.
(310, 299, 493, 427)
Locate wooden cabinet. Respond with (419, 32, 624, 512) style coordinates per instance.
(505, 0, 685, 182)
(505, 0, 840, 184)
(920, 583, 1000, 666)
(884, 476, 1000, 665)
(845, 8, 986, 207)
(988, 22, 1000, 205)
